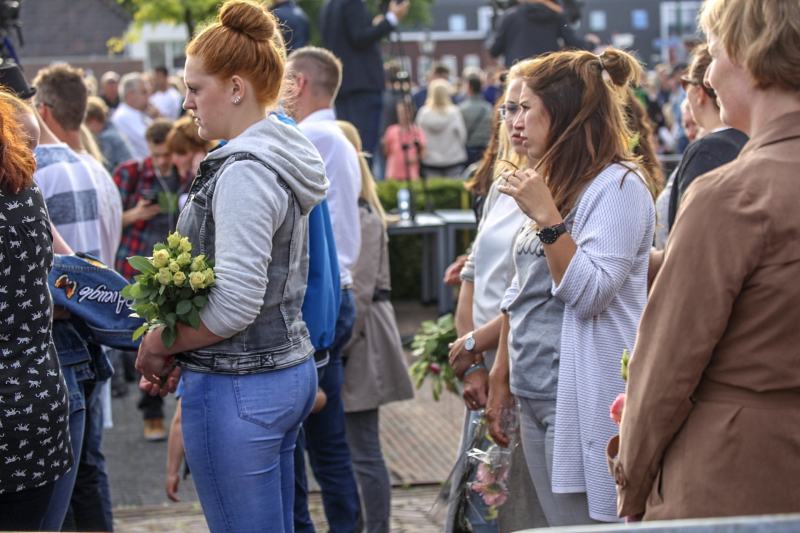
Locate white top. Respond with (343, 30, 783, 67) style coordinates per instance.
(471, 190, 526, 328)
(150, 87, 184, 120)
(299, 109, 362, 286)
(461, 182, 526, 367)
(112, 102, 153, 159)
(33, 144, 123, 268)
(545, 164, 654, 522)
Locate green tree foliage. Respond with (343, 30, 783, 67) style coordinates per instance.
(117, 0, 223, 37)
(119, 0, 433, 44)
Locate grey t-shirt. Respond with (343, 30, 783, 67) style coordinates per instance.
(504, 197, 583, 400)
(506, 221, 565, 400)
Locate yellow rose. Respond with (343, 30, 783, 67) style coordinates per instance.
(172, 271, 187, 286)
(153, 249, 170, 269)
(176, 252, 192, 267)
(204, 268, 215, 286)
(189, 271, 206, 291)
(167, 232, 181, 249)
(168, 261, 181, 273)
(156, 268, 172, 285)
(190, 256, 206, 272)
(179, 237, 192, 254)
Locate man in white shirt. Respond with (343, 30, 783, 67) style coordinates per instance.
(149, 66, 184, 120)
(112, 73, 153, 159)
(284, 46, 362, 533)
(32, 63, 123, 532)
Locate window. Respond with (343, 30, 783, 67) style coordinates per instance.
(589, 10, 607, 32)
(464, 54, 481, 70)
(172, 42, 187, 70)
(448, 14, 467, 33)
(477, 6, 494, 34)
(148, 42, 167, 70)
(440, 55, 458, 80)
(417, 56, 432, 85)
(632, 9, 649, 30)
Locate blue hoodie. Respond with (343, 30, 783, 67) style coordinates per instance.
(273, 112, 340, 353)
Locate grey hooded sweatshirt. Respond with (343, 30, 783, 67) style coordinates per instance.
(175, 115, 329, 374)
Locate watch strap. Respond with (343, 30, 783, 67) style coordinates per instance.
(538, 222, 567, 244)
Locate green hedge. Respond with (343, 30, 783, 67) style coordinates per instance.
(375, 178, 475, 301)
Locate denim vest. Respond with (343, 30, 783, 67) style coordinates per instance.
(174, 152, 314, 375)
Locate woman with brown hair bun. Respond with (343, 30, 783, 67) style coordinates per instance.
(614, 0, 800, 520)
(134, 1, 328, 531)
(486, 47, 656, 525)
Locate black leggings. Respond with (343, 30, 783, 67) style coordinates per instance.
(0, 480, 56, 531)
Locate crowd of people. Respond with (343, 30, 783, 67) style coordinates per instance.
(2, 0, 800, 531)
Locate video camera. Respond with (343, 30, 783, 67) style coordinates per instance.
(488, 0, 584, 24)
(0, 0, 23, 42)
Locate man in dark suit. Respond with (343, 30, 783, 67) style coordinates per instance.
(319, 0, 408, 156)
(270, 0, 310, 52)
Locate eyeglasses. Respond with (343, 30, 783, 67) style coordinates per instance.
(500, 103, 521, 121)
(680, 76, 716, 100)
(34, 101, 54, 109)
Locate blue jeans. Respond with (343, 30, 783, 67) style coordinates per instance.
(335, 91, 383, 160)
(63, 379, 114, 532)
(182, 358, 317, 533)
(301, 289, 361, 533)
(41, 366, 86, 531)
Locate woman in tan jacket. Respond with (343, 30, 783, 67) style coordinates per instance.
(611, 0, 800, 520)
(338, 121, 414, 533)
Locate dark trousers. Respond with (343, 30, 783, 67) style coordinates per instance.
(345, 409, 392, 533)
(63, 381, 114, 532)
(137, 388, 164, 419)
(335, 91, 384, 159)
(295, 289, 361, 533)
(0, 480, 56, 531)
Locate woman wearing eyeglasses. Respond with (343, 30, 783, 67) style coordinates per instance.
(666, 44, 748, 233)
(445, 60, 539, 533)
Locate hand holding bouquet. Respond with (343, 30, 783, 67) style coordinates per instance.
(409, 314, 459, 401)
(121, 231, 215, 349)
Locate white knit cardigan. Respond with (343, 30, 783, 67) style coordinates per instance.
(550, 163, 654, 522)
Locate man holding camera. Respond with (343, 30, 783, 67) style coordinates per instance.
(319, 0, 409, 157)
(489, 0, 598, 66)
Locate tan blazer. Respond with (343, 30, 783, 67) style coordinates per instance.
(342, 201, 414, 413)
(609, 111, 800, 520)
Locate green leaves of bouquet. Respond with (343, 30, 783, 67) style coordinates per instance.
(409, 313, 459, 401)
(120, 231, 215, 349)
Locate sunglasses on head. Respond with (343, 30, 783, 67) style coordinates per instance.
(680, 76, 716, 100)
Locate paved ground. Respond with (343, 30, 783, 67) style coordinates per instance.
(106, 302, 465, 532)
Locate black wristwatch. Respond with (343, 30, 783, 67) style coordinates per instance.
(537, 222, 567, 245)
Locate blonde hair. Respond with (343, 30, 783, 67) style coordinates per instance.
(699, 0, 800, 91)
(85, 96, 108, 125)
(187, 0, 286, 107)
(497, 60, 534, 176)
(336, 120, 387, 227)
(80, 124, 105, 165)
(425, 79, 455, 113)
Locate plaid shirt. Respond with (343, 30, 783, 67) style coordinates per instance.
(113, 157, 192, 281)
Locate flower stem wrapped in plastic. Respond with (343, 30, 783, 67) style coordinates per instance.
(120, 231, 215, 349)
(433, 402, 520, 532)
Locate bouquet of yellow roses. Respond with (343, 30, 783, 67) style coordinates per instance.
(121, 231, 215, 349)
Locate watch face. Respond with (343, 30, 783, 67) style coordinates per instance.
(539, 226, 558, 244)
(465, 337, 476, 352)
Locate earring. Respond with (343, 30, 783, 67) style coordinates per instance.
(233, 96, 241, 104)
